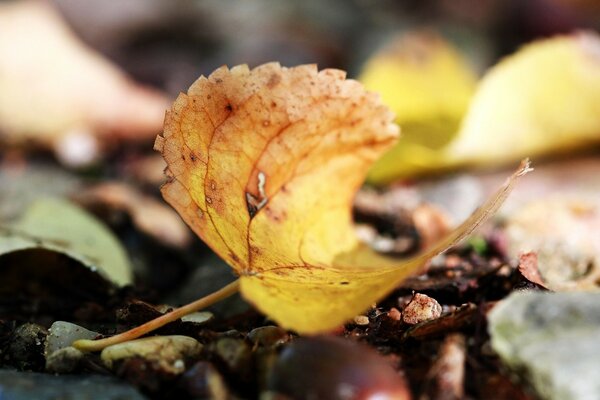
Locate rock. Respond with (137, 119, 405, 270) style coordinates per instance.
(402, 293, 442, 325)
(45, 346, 84, 373)
(265, 336, 411, 400)
(488, 291, 600, 400)
(212, 337, 253, 381)
(101, 335, 202, 374)
(6, 323, 47, 370)
(45, 321, 99, 356)
(181, 311, 214, 324)
(177, 361, 229, 400)
(0, 369, 147, 400)
(247, 326, 290, 348)
(353, 315, 370, 326)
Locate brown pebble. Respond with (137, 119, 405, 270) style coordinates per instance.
(402, 293, 442, 325)
(354, 315, 370, 326)
(388, 307, 402, 321)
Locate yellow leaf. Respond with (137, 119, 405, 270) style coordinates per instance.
(363, 32, 600, 183)
(450, 32, 600, 165)
(155, 63, 529, 334)
(359, 32, 477, 183)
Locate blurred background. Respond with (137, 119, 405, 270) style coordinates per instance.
(50, 0, 600, 92)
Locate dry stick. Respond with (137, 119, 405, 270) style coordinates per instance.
(73, 279, 241, 352)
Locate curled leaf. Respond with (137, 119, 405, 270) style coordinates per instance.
(156, 63, 530, 333)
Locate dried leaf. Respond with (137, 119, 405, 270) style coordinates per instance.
(363, 32, 600, 183)
(517, 252, 548, 289)
(0, 0, 168, 164)
(156, 63, 529, 333)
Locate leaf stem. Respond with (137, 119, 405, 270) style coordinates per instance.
(73, 279, 241, 352)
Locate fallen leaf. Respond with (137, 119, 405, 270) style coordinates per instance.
(75, 182, 191, 248)
(155, 63, 529, 333)
(517, 252, 547, 289)
(450, 31, 600, 166)
(360, 32, 477, 183)
(0, 198, 132, 287)
(0, 0, 169, 165)
(363, 31, 600, 183)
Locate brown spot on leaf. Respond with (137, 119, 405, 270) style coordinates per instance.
(267, 72, 282, 88)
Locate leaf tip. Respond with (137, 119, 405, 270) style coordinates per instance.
(516, 158, 534, 178)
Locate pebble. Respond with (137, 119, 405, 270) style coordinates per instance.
(353, 315, 370, 326)
(101, 335, 202, 374)
(6, 323, 48, 370)
(247, 326, 290, 347)
(45, 346, 85, 373)
(402, 293, 442, 325)
(181, 311, 214, 324)
(154, 306, 214, 324)
(212, 337, 252, 380)
(45, 321, 99, 356)
(387, 308, 402, 321)
(178, 361, 229, 400)
(489, 291, 600, 400)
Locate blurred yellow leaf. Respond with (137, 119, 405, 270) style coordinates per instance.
(363, 31, 600, 183)
(360, 32, 478, 183)
(450, 32, 600, 165)
(155, 63, 529, 333)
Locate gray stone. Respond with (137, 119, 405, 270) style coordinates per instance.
(45, 321, 99, 356)
(45, 346, 84, 373)
(488, 291, 600, 400)
(0, 369, 147, 400)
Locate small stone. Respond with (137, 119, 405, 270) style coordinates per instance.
(45, 321, 99, 356)
(353, 315, 370, 326)
(181, 311, 214, 324)
(402, 293, 442, 325)
(7, 323, 48, 370)
(247, 326, 290, 347)
(45, 346, 84, 373)
(154, 305, 214, 324)
(387, 307, 402, 321)
(489, 291, 600, 400)
(101, 335, 202, 374)
(178, 361, 229, 400)
(212, 337, 252, 381)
